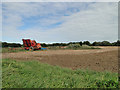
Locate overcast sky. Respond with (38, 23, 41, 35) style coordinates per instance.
(2, 2, 118, 43)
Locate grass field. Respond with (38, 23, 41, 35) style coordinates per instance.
(2, 59, 118, 88)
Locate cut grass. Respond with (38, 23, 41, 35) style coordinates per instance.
(2, 59, 118, 88)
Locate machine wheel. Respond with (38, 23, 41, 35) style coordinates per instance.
(29, 46, 34, 51)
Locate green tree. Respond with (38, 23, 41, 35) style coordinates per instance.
(83, 41, 91, 46)
(117, 40, 120, 46)
(101, 41, 111, 46)
(79, 41, 82, 46)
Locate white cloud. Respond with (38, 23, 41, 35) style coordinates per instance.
(2, 2, 118, 43)
(56, 3, 118, 42)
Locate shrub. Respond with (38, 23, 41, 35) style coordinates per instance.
(66, 44, 99, 50)
(81, 45, 95, 49)
(67, 44, 81, 49)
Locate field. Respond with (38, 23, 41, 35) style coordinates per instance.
(2, 46, 118, 72)
(2, 46, 119, 88)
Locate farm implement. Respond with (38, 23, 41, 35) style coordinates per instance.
(22, 39, 46, 51)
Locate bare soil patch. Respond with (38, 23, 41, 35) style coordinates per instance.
(2, 46, 118, 72)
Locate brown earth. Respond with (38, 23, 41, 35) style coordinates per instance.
(2, 46, 118, 72)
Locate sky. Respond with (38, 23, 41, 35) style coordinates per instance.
(2, 2, 118, 44)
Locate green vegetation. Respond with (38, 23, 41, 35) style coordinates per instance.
(1, 40, 120, 48)
(2, 44, 100, 53)
(41, 40, 120, 47)
(2, 47, 26, 53)
(2, 46, 98, 53)
(2, 42, 22, 47)
(2, 59, 118, 88)
(48, 44, 100, 50)
(66, 44, 100, 50)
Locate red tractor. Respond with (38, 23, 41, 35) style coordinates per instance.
(22, 39, 42, 50)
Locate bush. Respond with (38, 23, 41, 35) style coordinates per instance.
(2, 42, 22, 47)
(67, 44, 81, 49)
(80, 45, 95, 49)
(66, 44, 99, 50)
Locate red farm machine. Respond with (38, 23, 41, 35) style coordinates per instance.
(22, 39, 46, 51)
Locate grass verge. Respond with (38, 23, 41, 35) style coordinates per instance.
(2, 59, 118, 88)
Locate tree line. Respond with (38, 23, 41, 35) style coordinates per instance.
(1, 40, 120, 48)
(41, 40, 120, 47)
(2, 42, 22, 47)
